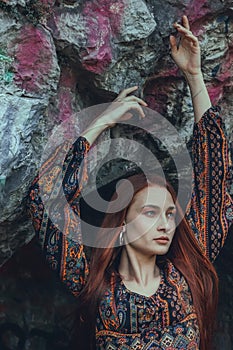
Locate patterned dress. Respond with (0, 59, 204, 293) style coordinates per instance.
(28, 106, 233, 350)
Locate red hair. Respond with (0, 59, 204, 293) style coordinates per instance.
(71, 173, 218, 350)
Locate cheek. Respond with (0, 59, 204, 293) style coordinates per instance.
(168, 217, 177, 229)
(125, 216, 150, 242)
(127, 214, 154, 232)
(170, 227, 177, 241)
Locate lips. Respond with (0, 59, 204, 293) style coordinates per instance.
(154, 236, 169, 244)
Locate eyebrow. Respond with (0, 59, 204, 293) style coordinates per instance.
(142, 205, 176, 211)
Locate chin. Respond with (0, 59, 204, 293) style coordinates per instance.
(156, 250, 169, 256)
(154, 246, 170, 255)
(146, 247, 170, 256)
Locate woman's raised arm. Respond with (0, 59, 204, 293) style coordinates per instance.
(170, 16, 232, 260)
(27, 88, 147, 295)
(170, 15, 211, 122)
(27, 137, 91, 296)
(185, 107, 232, 261)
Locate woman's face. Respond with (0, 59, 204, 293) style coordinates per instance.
(124, 184, 177, 256)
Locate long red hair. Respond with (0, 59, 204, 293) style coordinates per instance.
(71, 173, 218, 350)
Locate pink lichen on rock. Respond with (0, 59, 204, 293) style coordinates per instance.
(208, 50, 233, 103)
(217, 50, 233, 82)
(186, 0, 211, 22)
(13, 25, 54, 93)
(39, 0, 55, 5)
(81, 0, 125, 74)
(144, 67, 181, 112)
(207, 84, 223, 104)
(144, 80, 174, 114)
(57, 66, 78, 122)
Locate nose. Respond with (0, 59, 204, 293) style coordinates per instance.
(157, 214, 170, 232)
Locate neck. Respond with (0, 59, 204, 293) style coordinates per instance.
(118, 245, 159, 286)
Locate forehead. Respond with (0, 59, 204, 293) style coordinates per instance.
(131, 185, 174, 208)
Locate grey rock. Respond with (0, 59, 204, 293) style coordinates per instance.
(117, 0, 157, 42)
(0, 95, 49, 222)
(53, 9, 87, 50)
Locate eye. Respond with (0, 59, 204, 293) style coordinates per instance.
(144, 210, 157, 217)
(167, 211, 176, 219)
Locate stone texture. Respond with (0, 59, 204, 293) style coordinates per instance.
(10, 24, 59, 95)
(0, 0, 232, 348)
(0, 9, 60, 267)
(118, 0, 157, 42)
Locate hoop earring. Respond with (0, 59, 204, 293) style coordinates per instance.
(119, 230, 124, 246)
(119, 223, 126, 246)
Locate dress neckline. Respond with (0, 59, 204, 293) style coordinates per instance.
(119, 268, 165, 299)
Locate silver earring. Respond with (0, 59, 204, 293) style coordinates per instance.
(119, 230, 124, 246)
(119, 223, 126, 246)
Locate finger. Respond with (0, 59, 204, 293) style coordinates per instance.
(129, 103, 145, 119)
(169, 35, 178, 54)
(124, 95, 148, 106)
(183, 32, 199, 46)
(174, 24, 197, 41)
(182, 15, 190, 30)
(104, 102, 146, 126)
(112, 104, 145, 121)
(174, 23, 190, 34)
(120, 101, 145, 119)
(120, 112, 134, 121)
(117, 86, 138, 99)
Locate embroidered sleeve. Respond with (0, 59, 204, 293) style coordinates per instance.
(186, 106, 233, 262)
(27, 136, 90, 296)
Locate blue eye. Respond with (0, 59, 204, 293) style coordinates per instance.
(144, 210, 156, 217)
(167, 212, 176, 219)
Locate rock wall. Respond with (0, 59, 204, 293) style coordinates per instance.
(0, 0, 232, 348)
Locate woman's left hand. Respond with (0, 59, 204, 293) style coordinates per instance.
(170, 15, 201, 77)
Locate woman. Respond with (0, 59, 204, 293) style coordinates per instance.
(28, 16, 232, 349)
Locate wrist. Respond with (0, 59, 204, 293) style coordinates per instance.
(88, 111, 110, 127)
(183, 70, 203, 83)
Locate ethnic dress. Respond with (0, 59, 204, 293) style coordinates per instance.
(28, 106, 233, 350)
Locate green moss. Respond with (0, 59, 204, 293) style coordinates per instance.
(4, 71, 14, 83)
(0, 51, 13, 63)
(0, 49, 14, 84)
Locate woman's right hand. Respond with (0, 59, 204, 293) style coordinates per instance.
(81, 86, 147, 145)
